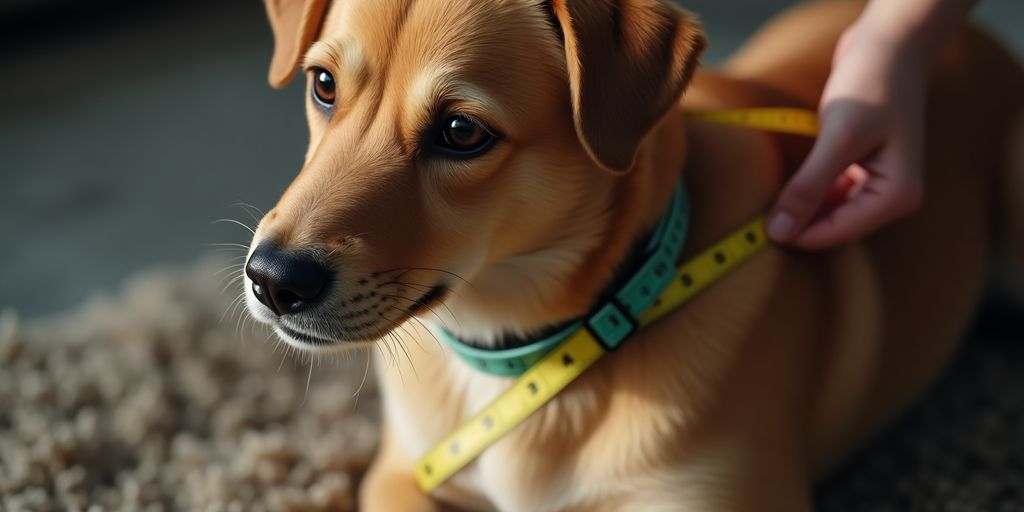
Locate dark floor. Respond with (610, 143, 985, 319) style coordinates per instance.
(0, 0, 1021, 317)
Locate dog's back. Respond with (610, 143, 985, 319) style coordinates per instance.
(724, 0, 1024, 472)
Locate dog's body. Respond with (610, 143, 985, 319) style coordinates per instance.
(248, 0, 1024, 510)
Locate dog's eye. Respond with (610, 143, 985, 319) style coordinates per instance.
(310, 67, 336, 107)
(433, 114, 496, 157)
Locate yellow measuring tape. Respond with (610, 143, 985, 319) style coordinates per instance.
(684, 107, 820, 137)
(415, 108, 818, 494)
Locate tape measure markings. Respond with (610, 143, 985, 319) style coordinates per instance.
(640, 216, 767, 327)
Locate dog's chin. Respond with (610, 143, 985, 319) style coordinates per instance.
(272, 323, 375, 352)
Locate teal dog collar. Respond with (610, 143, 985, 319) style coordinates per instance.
(435, 182, 690, 376)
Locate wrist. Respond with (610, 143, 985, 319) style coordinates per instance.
(837, 21, 922, 75)
(855, 10, 931, 60)
(857, 0, 976, 62)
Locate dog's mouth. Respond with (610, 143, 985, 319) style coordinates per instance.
(272, 284, 450, 349)
(406, 284, 448, 314)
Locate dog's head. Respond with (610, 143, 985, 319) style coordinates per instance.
(245, 0, 705, 350)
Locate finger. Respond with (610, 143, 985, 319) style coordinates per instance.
(768, 104, 878, 243)
(788, 167, 922, 249)
(821, 167, 865, 211)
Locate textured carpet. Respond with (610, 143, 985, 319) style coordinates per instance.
(1, 258, 1022, 511)
(0, 259, 380, 511)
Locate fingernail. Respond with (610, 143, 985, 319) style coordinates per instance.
(767, 212, 797, 241)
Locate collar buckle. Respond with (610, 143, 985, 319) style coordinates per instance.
(586, 300, 637, 350)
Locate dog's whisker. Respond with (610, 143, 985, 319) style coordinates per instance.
(208, 242, 251, 250)
(385, 335, 406, 385)
(403, 267, 474, 289)
(235, 297, 254, 340)
(370, 266, 469, 286)
(380, 293, 454, 331)
(383, 334, 400, 370)
(276, 345, 290, 373)
(301, 352, 315, 407)
(214, 264, 245, 279)
(231, 202, 266, 224)
(212, 218, 257, 235)
(233, 201, 266, 216)
(262, 331, 277, 352)
(352, 348, 372, 408)
(216, 275, 245, 294)
(370, 267, 414, 278)
(220, 292, 247, 325)
(392, 320, 437, 373)
(388, 332, 412, 385)
(394, 320, 423, 352)
(210, 257, 248, 275)
(380, 279, 466, 300)
(219, 273, 246, 298)
(209, 247, 249, 255)
(229, 290, 250, 322)
(417, 300, 462, 330)
(391, 306, 444, 351)
(379, 280, 431, 290)
(216, 268, 245, 287)
(376, 334, 402, 384)
(410, 315, 444, 351)
(392, 329, 420, 382)
(241, 309, 258, 337)
(378, 280, 463, 328)
(418, 295, 461, 329)
(371, 337, 390, 376)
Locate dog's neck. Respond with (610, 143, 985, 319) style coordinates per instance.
(440, 110, 689, 348)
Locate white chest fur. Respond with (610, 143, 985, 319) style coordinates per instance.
(375, 343, 608, 511)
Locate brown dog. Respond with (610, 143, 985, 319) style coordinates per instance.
(246, 0, 1024, 509)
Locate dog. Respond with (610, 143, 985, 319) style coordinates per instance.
(245, 0, 1024, 509)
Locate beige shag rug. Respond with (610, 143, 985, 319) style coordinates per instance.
(0, 258, 380, 511)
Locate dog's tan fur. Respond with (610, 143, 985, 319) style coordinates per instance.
(250, 0, 1024, 509)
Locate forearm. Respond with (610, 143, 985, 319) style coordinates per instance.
(858, 0, 977, 59)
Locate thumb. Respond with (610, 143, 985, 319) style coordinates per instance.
(768, 104, 877, 243)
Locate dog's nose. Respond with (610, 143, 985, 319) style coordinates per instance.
(245, 243, 332, 316)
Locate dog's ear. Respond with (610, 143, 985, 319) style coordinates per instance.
(265, 0, 330, 88)
(549, 0, 706, 173)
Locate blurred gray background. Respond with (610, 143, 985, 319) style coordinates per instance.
(1, 0, 1021, 317)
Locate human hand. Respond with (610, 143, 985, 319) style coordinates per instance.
(767, 22, 927, 249)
